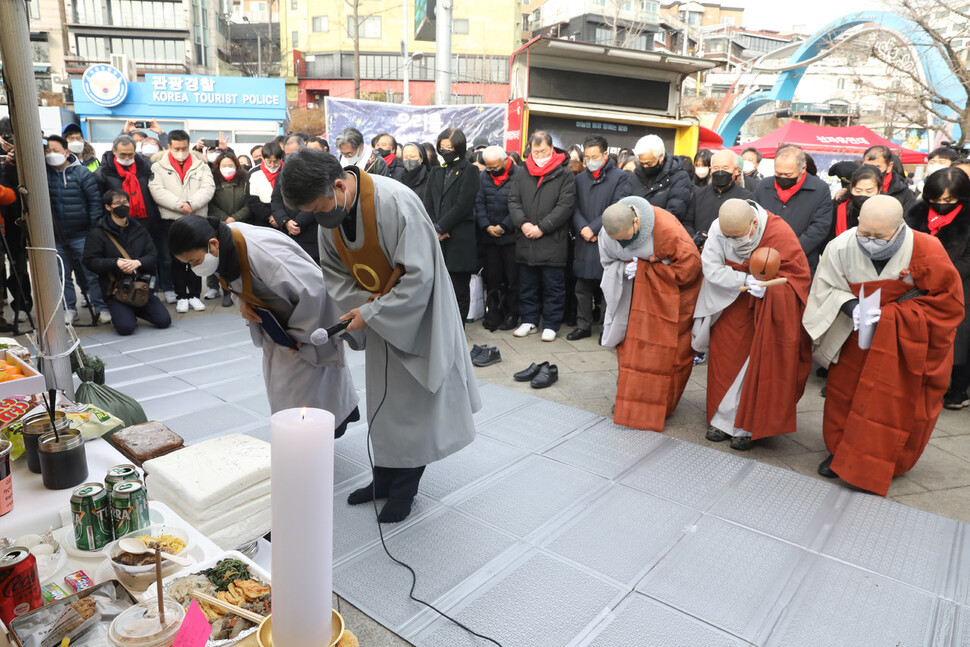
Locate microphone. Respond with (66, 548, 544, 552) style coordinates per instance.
(309, 319, 352, 345)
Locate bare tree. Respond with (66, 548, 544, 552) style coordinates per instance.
(230, 32, 281, 78)
(601, 0, 650, 49)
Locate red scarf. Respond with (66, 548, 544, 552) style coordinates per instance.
(168, 152, 191, 183)
(113, 158, 147, 219)
(928, 204, 963, 236)
(263, 163, 282, 188)
(383, 153, 397, 167)
(490, 158, 512, 187)
(881, 170, 893, 193)
(591, 166, 602, 180)
(775, 171, 806, 204)
(526, 151, 567, 187)
(836, 201, 849, 236)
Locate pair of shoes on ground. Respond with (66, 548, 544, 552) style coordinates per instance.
(175, 297, 206, 313)
(514, 361, 558, 388)
(512, 323, 557, 342)
(470, 344, 501, 367)
(705, 425, 752, 451)
(566, 327, 591, 341)
(943, 389, 970, 410)
(347, 483, 414, 523)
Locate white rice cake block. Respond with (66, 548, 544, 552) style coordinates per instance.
(146, 476, 271, 519)
(207, 507, 273, 550)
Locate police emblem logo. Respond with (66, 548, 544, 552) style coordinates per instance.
(82, 64, 129, 108)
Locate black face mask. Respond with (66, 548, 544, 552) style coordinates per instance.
(438, 149, 458, 165)
(639, 163, 661, 178)
(850, 194, 870, 210)
(403, 158, 422, 172)
(487, 167, 505, 177)
(112, 205, 130, 219)
(930, 201, 960, 215)
(712, 170, 735, 190)
(313, 190, 349, 229)
(375, 148, 391, 158)
(776, 176, 799, 190)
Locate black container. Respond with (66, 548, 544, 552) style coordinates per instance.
(38, 428, 88, 490)
(21, 411, 68, 474)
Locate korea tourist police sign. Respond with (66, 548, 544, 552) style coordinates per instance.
(149, 74, 283, 107)
(81, 64, 129, 108)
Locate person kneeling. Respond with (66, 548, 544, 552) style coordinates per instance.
(83, 190, 171, 336)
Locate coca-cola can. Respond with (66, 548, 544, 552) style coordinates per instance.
(0, 546, 42, 624)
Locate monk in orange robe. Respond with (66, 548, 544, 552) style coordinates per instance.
(599, 196, 702, 432)
(804, 195, 964, 495)
(692, 198, 813, 451)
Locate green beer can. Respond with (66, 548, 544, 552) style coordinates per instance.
(104, 464, 140, 493)
(70, 483, 112, 551)
(110, 480, 150, 538)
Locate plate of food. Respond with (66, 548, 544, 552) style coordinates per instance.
(0, 531, 68, 584)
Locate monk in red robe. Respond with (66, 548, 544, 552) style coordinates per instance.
(804, 195, 964, 495)
(599, 196, 702, 432)
(692, 199, 813, 451)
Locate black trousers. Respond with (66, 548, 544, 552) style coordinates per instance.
(2, 222, 32, 313)
(105, 293, 172, 336)
(484, 245, 518, 316)
(158, 220, 200, 298)
(373, 465, 426, 501)
(951, 361, 970, 394)
(574, 277, 602, 330)
(450, 271, 471, 322)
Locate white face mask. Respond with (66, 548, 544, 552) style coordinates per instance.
(141, 144, 159, 156)
(533, 154, 551, 167)
(586, 159, 604, 173)
(135, 142, 143, 153)
(925, 163, 947, 178)
(743, 160, 756, 174)
(342, 149, 361, 166)
(220, 166, 237, 179)
(191, 251, 219, 277)
(45, 153, 66, 167)
(116, 156, 135, 167)
(695, 167, 710, 178)
(207, 151, 221, 163)
(67, 140, 85, 155)
(171, 150, 190, 162)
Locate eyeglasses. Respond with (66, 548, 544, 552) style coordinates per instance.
(858, 222, 903, 246)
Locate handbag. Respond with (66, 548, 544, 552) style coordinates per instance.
(104, 230, 152, 308)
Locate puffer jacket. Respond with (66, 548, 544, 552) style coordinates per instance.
(508, 153, 577, 267)
(46, 155, 102, 240)
(95, 152, 161, 229)
(148, 152, 215, 220)
(475, 162, 518, 247)
(83, 214, 158, 298)
(627, 153, 693, 227)
(209, 174, 251, 223)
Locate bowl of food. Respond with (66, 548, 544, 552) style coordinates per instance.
(104, 525, 194, 592)
(2, 530, 67, 583)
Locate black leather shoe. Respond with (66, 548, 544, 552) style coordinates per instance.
(514, 361, 547, 382)
(221, 292, 233, 308)
(473, 346, 502, 367)
(820, 386, 826, 398)
(705, 426, 730, 442)
(818, 454, 838, 478)
(498, 314, 519, 331)
(730, 435, 753, 451)
(531, 363, 558, 388)
(566, 327, 591, 341)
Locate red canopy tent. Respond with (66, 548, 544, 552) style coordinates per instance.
(698, 126, 724, 151)
(730, 121, 927, 164)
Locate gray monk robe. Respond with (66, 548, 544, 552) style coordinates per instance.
(225, 222, 358, 421)
(317, 170, 481, 468)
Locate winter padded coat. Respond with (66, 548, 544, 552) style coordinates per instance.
(626, 153, 693, 227)
(424, 157, 480, 273)
(573, 159, 630, 279)
(82, 214, 158, 298)
(475, 163, 518, 247)
(95, 152, 161, 229)
(209, 174, 251, 223)
(148, 152, 215, 220)
(508, 156, 577, 267)
(46, 155, 102, 240)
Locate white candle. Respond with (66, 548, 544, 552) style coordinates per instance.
(271, 407, 335, 646)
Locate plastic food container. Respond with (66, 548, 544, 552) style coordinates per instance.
(108, 597, 185, 647)
(104, 525, 194, 593)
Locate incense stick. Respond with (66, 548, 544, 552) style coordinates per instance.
(155, 547, 165, 625)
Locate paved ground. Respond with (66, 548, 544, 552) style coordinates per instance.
(21, 300, 970, 646)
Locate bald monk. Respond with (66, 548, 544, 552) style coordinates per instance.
(692, 199, 813, 450)
(599, 196, 703, 431)
(804, 195, 964, 494)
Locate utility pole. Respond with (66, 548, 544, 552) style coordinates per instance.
(0, 0, 75, 397)
(434, 0, 452, 104)
(351, 0, 361, 98)
(402, 0, 410, 104)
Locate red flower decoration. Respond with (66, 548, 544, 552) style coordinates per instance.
(899, 268, 912, 279)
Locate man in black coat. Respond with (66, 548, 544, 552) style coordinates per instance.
(568, 135, 630, 340)
(95, 135, 161, 230)
(862, 144, 917, 212)
(627, 134, 694, 233)
(273, 136, 319, 262)
(753, 145, 833, 272)
(82, 189, 171, 336)
(373, 133, 406, 182)
(476, 146, 520, 330)
(508, 131, 577, 341)
(686, 149, 753, 247)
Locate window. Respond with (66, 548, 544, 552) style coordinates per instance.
(28, 0, 40, 20)
(837, 78, 845, 90)
(312, 15, 328, 32)
(453, 18, 469, 34)
(292, 30, 299, 47)
(74, 35, 183, 63)
(291, 0, 297, 9)
(346, 15, 381, 39)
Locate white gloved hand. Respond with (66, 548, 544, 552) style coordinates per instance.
(852, 304, 880, 331)
(745, 274, 766, 299)
(624, 260, 638, 280)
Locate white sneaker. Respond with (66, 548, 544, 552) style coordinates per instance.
(79, 294, 89, 308)
(176, 299, 189, 313)
(203, 288, 219, 300)
(188, 297, 206, 311)
(97, 311, 112, 325)
(14, 311, 28, 323)
(164, 291, 177, 304)
(513, 323, 538, 338)
(64, 309, 77, 325)
(541, 328, 556, 342)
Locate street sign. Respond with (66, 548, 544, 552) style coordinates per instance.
(414, 0, 436, 41)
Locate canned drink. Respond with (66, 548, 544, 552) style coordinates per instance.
(0, 546, 42, 624)
(111, 480, 150, 538)
(104, 464, 140, 493)
(71, 482, 113, 550)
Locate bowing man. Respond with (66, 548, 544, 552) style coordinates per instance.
(804, 195, 964, 494)
(599, 196, 703, 432)
(692, 199, 813, 451)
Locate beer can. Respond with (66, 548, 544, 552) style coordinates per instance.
(0, 546, 43, 624)
(111, 480, 150, 538)
(71, 482, 113, 550)
(104, 464, 140, 493)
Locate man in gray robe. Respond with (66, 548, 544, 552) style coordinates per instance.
(281, 149, 480, 523)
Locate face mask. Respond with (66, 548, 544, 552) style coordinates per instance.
(586, 159, 604, 173)
(141, 144, 159, 156)
(618, 222, 643, 248)
(727, 220, 758, 256)
(264, 163, 280, 174)
(743, 160, 756, 175)
(694, 167, 710, 179)
(45, 153, 66, 167)
(712, 170, 734, 189)
(487, 167, 506, 177)
(930, 201, 960, 215)
(191, 252, 219, 277)
(439, 149, 459, 165)
(532, 154, 551, 167)
(171, 150, 189, 162)
(116, 156, 135, 167)
(639, 163, 661, 177)
(926, 163, 946, 178)
(220, 167, 237, 180)
(776, 176, 799, 190)
(135, 142, 143, 153)
(857, 223, 906, 260)
(112, 205, 130, 219)
(207, 152, 220, 163)
(343, 149, 362, 166)
(67, 140, 85, 155)
(403, 158, 422, 172)
(314, 188, 349, 229)
(850, 194, 870, 210)
(375, 148, 391, 158)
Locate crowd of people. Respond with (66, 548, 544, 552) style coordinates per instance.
(0, 112, 967, 500)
